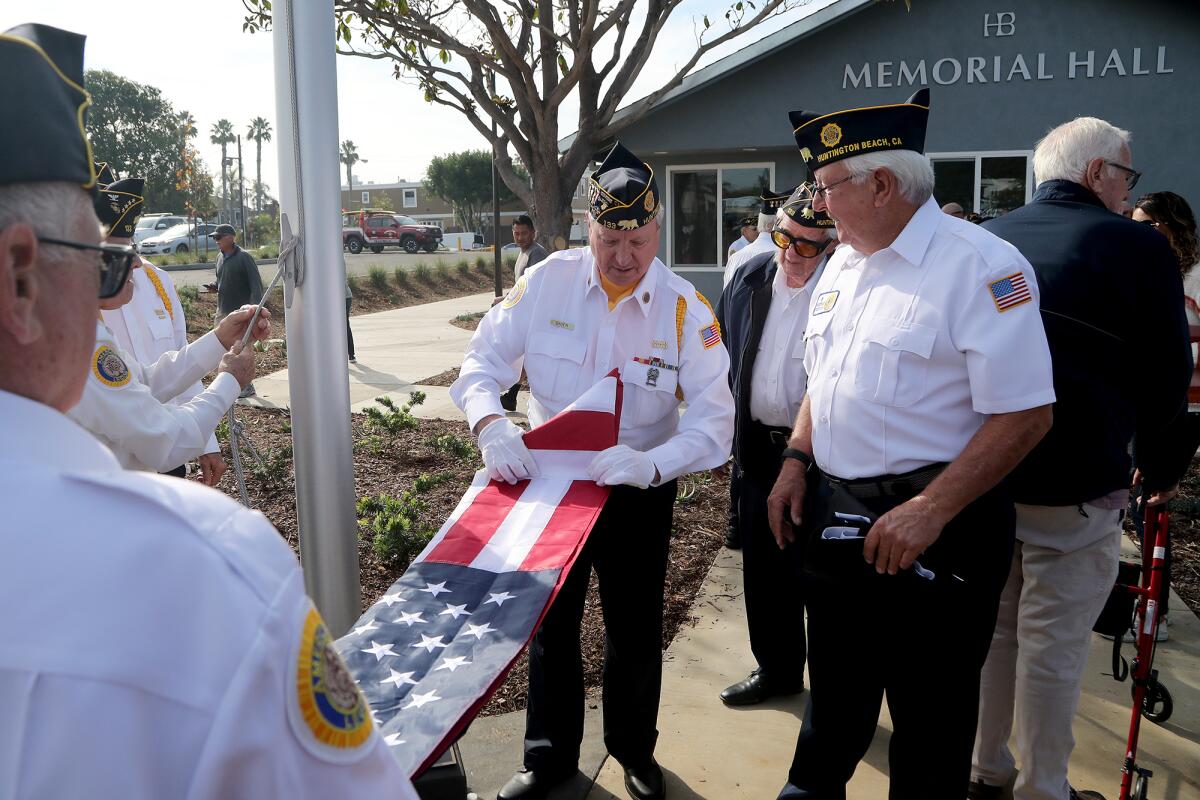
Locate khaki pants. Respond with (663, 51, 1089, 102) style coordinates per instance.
(972, 503, 1121, 800)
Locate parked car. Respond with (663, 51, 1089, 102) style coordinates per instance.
(501, 243, 521, 256)
(440, 231, 484, 252)
(133, 213, 186, 246)
(138, 222, 220, 256)
(342, 210, 443, 254)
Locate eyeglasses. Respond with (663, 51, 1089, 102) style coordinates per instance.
(1136, 218, 1161, 229)
(1105, 161, 1142, 191)
(810, 174, 855, 198)
(770, 227, 833, 258)
(37, 237, 136, 299)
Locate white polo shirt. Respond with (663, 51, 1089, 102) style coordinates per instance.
(723, 231, 776, 287)
(0, 390, 417, 800)
(803, 197, 1055, 479)
(451, 247, 734, 483)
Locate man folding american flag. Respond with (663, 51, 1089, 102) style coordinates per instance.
(336, 372, 623, 778)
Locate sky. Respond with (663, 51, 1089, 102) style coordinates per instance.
(1, 0, 836, 199)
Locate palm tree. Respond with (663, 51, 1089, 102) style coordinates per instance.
(247, 117, 272, 212)
(176, 111, 197, 145)
(340, 140, 367, 208)
(210, 119, 236, 222)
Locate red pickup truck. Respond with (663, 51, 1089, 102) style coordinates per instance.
(342, 210, 443, 254)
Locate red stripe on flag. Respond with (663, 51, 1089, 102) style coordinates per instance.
(518, 480, 611, 571)
(522, 410, 619, 452)
(423, 481, 527, 566)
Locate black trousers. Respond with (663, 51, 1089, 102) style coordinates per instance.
(739, 472, 806, 681)
(523, 480, 676, 774)
(345, 297, 355, 359)
(782, 479, 1013, 800)
(727, 464, 742, 537)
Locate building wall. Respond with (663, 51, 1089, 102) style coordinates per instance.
(614, 0, 1200, 299)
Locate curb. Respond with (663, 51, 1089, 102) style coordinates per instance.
(161, 257, 278, 273)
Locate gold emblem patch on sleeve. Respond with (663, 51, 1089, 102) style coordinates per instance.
(92, 345, 131, 388)
(295, 607, 373, 750)
(501, 276, 527, 309)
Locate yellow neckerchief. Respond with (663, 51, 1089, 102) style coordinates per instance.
(140, 260, 174, 322)
(599, 272, 636, 311)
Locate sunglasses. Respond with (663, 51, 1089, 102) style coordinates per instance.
(771, 227, 833, 258)
(38, 237, 136, 299)
(1105, 161, 1141, 191)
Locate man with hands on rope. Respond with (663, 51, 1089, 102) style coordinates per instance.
(68, 173, 271, 473)
(451, 142, 733, 800)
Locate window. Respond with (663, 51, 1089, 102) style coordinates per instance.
(666, 163, 773, 269)
(929, 151, 1032, 219)
(361, 190, 370, 205)
(403, 188, 417, 208)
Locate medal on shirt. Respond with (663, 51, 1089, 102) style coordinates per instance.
(647, 366, 660, 387)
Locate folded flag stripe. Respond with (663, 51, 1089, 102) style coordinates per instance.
(338, 371, 622, 778)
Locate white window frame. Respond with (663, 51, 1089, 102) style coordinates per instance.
(926, 150, 1034, 213)
(664, 161, 775, 272)
(402, 188, 418, 208)
(361, 190, 370, 205)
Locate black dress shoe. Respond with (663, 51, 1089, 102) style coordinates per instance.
(623, 758, 665, 800)
(967, 779, 1003, 800)
(496, 768, 572, 800)
(719, 669, 804, 706)
(500, 383, 520, 412)
(724, 527, 741, 549)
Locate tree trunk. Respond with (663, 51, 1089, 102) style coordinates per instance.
(255, 142, 263, 211)
(220, 143, 228, 224)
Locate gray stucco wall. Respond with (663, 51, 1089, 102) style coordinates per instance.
(617, 0, 1200, 299)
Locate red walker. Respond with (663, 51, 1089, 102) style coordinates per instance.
(1112, 505, 1174, 800)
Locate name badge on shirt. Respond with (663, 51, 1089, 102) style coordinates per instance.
(155, 308, 167, 320)
(813, 290, 840, 315)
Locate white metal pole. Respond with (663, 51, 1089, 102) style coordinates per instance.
(272, 0, 361, 635)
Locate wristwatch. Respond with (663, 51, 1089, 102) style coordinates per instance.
(781, 447, 814, 471)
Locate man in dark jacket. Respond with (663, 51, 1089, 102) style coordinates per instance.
(971, 117, 1193, 800)
(714, 186, 834, 706)
(213, 224, 264, 397)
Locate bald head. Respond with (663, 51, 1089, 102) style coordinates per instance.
(941, 202, 965, 218)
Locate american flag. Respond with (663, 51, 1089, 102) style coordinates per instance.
(700, 323, 721, 349)
(336, 372, 623, 777)
(989, 271, 1032, 312)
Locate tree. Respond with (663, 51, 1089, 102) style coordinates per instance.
(425, 149, 517, 233)
(373, 191, 395, 211)
(340, 140, 366, 207)
(243, 0, 805, 244)
(85, 70, 214, 213)
(247, 116, 273, 211)
(210, 118, 236, 221)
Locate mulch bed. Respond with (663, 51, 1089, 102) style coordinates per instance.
(210, 405, 728, 716)
(417, 367, 460, 387)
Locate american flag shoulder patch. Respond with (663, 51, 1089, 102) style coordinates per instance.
(988, 272, 1032, 312)
(700, 322, 721, 349)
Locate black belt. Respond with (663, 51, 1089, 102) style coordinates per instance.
(824, 462, 948, 500)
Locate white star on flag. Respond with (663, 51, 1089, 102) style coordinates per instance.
(362, 641, 399, 661)
(439, 603, 470, 619)
(485, 591, 517, 607)
(463, 622, 496, 639)
(434, 656, 472, 673)
(419, 581, 450, 597)
(379, 592, 404, 607)
(351, 619, 380, 636)
(381, 669, 418, 688)
(403, 690, 441, 709)
(394, 611, 425, 626)
(384, 732, 407, 747)
(411, 633, 449, 653)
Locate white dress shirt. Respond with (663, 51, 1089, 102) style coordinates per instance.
(749, 262, 823, 428)
(803, 197, 1056, 479)
(101, 261, 220, 457)
(724, 233, 776, 287)
(451, 247, 734, 483)
(67, 321, 239, 472)
(0, 389, 417, 800)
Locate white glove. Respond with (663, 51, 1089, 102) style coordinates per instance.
(477, 418, 539, 484)
(587, 444, 657, 489)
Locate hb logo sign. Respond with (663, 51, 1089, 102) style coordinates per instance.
(983, 12, 1015, 37)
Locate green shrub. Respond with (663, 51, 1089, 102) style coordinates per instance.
(367, 265, 389, 292)
(364, 391, 426, 435)
(430, 432, 475, 459)
(414, 263, 433, 285)
(475, 256, 489, 271)
(346, 273, 359, 293)
(435, 262, 452, 284)
(456, 260, 471, 279)
(356, 472, 451, 563)
(393, 266, 411, 290)
(177, 284, 199, 320)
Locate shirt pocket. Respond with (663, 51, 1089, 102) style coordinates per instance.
(620, 358, 680, 427)
(525, 333, 587, 403)
(853, 318, 937, 407)
(146, 310, 174, 344)
(803, 308, 835, 377)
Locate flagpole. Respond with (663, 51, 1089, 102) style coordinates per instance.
(272, 0, 361, 635)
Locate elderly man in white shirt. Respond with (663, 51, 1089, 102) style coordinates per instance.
(769, 89, 1055, 800)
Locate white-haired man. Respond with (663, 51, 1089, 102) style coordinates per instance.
(969, 118, 1192, 800)
(768, 89, 1056, 799)
(0, 23, 418, 799)
(451, 141, 733, 800)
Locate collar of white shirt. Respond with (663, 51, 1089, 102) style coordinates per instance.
(0, 389, 120, 471)
(584, 252, 664, 318)
(882, 196, 942, 268)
